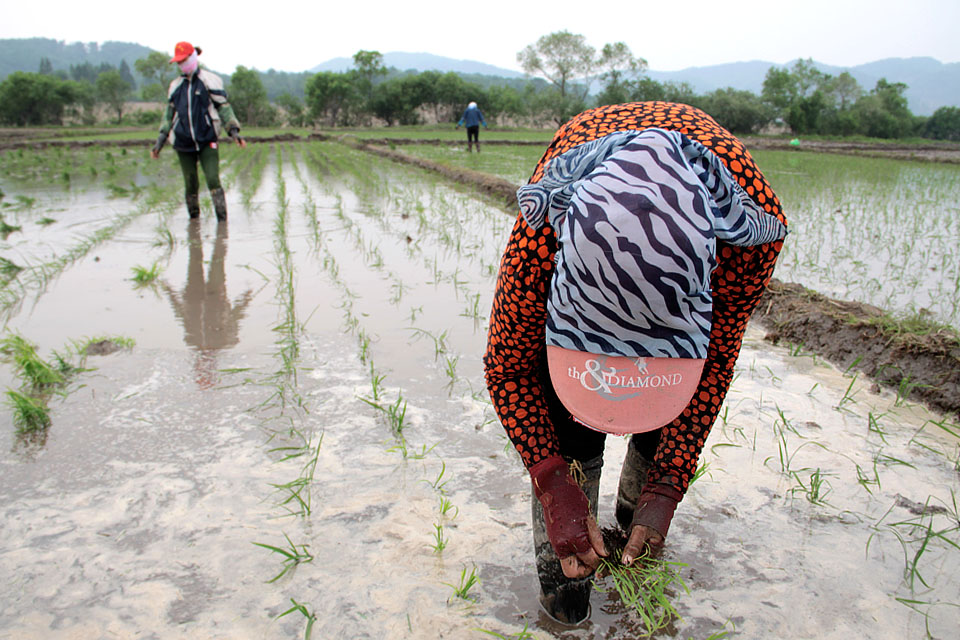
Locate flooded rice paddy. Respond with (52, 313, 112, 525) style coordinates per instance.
(0, 142, 957, 639)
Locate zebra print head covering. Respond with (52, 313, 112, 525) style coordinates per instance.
(522, 128, 788, 433)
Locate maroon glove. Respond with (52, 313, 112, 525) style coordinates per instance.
(623, 482, 683, 563)
(530, 456, 593, 558)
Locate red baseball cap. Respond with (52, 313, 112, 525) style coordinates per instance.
(170, 42, 195, 63)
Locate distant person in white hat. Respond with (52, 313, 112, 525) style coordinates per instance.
(150, 41, 246, 222)
(484, 101, 788, 625)
(456, 101, 487, 152)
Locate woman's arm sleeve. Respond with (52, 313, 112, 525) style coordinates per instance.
(483, 214, 562, 469)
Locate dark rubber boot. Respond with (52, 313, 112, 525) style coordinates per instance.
(185, 193, 200, 219)
(211, 187, 227, 222)
(616, 437, 654, 531)
(532, 454, 602, 625)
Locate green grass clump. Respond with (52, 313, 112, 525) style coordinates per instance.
(595, 554, 689, 635)
(1, 333, 65, 389)
(5, 389, 51, 432)
(130, 262, 161, 285)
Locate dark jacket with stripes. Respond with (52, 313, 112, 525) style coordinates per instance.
(159, 68, 240, 153)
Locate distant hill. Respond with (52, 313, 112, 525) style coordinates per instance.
(2, 39, 956, 115)
(311, 52, 525, 79)
(0, 37, 156, 81)
(647, 57, 960, 116)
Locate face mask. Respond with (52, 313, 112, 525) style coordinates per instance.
(179, 52, 199, 75)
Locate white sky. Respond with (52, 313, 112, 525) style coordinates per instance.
(3, 0, 958, 74)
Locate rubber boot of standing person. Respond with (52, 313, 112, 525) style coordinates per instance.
(150, 41, 247, 222)
(483, 102, 789, 625)
(456, 101, 487, 153)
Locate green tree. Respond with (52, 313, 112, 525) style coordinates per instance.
(595, 42, 647, 106)
(38, 57, 53, 75)
(702, 87, 773, 133)
(853, 78, 916, 138)
(135, 51, 176, 102)
(275, 92, 306, 127)
(305, 71, 359, 126)
(826, 71, 862, 110)
(96, 69, 132, 124)
(352, 50, 387, 116)
(0, 72, 85, 125)
(924, 106, 960, 141)
(118, 60, 137, 92)
(517, 31, 596, 100)
(230, 66, 275, 127)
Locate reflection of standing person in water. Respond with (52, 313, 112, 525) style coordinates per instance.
(484, 102, 788, 624)
(163, 221, 253, 388)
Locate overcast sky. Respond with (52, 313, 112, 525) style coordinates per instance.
(3, 0, 958, 74)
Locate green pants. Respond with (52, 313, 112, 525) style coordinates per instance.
(177, 145, 221, 196)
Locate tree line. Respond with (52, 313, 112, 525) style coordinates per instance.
(1, 32, 958, 142)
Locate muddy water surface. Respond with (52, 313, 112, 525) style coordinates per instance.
(0, 143, 957, 639)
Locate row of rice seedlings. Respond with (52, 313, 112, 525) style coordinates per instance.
(250, 148, 322, 637)
(0, 194, 163, 321)
(758, 151, 960, 329)
(238, 145, 269, 207)
(328, 151, 491, 608)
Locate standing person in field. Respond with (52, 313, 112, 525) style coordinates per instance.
(456, 101, 487, 152)
(150, 41, 246, 222)
(483, 102, 788, 625)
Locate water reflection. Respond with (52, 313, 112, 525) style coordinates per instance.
(163, 221, 252, 388)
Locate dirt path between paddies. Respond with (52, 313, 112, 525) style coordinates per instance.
(345, 138, 960, 422)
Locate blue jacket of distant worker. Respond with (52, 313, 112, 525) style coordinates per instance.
(458, 105, 487, 128)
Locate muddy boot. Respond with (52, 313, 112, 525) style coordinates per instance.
(532, 454, 602, 625)
(616, 436, 654, 531)
(185, 193, 200, 219)
(467, 141, 473, 153)
(476, 141, 481, 153)
(211, 187, 227, 222)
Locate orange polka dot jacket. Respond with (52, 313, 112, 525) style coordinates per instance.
(483, 102, 788, 493)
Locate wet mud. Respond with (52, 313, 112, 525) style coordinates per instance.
(0, 141, 957, 639)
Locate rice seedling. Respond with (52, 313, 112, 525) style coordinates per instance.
(789, 467, 834, 505)
(445, 565, 480, 602)
(431, 522, 448, 554)
(426, 461, 449, 493)
(867, 412, 889, 443)
(409, 327, 448, 359)
(0, 256, 23, 282)
(130, 262, 162, 285)
(595, 554, 689, 635)
(443, 355, 459, 386)
(836, 373, 860, 411)
(252, 532, 314, 583)
(0, 218, 22, 237)
(438, 495, 459, 519)
(5, 389, 51, 432)
(1, 333, 65, 390)
(276, 598, 317, 640)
